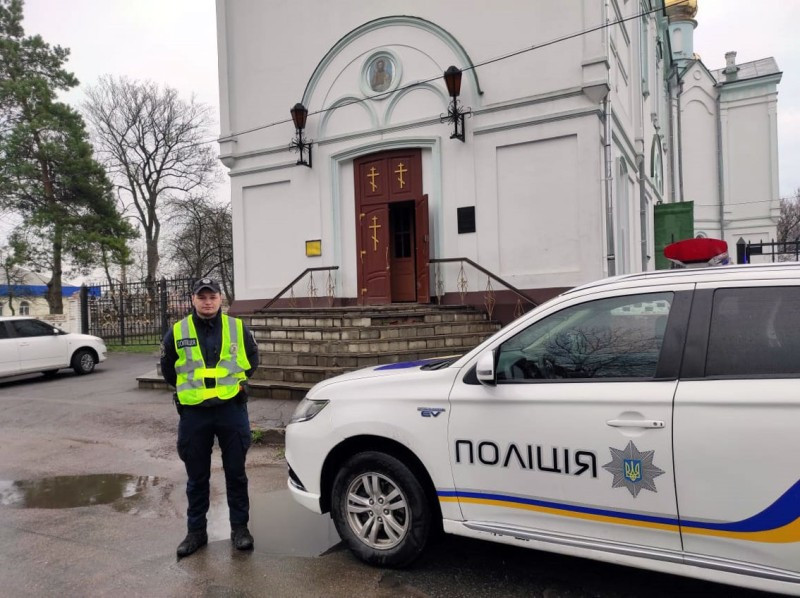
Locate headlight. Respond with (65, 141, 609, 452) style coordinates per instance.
(290, 398, 329, 423)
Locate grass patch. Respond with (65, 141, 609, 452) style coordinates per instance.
(251, 427, 265, 445)
(107, 344, 160, 354)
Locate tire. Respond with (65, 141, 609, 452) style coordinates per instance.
(330, 451, 431, 567)
(71, 349, 96, 375)
(41, 370, 59, 378)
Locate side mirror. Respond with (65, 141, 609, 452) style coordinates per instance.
(476, 350, 496, 386)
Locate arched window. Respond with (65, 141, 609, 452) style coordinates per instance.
(19, 301, 30, 316)
(650, 135, 664, 194)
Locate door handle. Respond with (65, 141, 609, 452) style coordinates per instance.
(19, 342, 30, 347)
(606, 419, 665, 429)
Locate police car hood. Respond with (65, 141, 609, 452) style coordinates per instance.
(307, 356, 459, 394)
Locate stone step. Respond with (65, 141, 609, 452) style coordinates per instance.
(252, 321, 500, 342)
(136, 369, 283, 400)
(241, 303, 478, 318)
(244, 310, 490, 329)
(261, 347, 467, 369)
(252, 364, 348, 384)
(249, 379, 313, 401)
(256, 331, 488, 356)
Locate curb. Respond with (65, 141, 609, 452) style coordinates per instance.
(256, 427, 286, 447)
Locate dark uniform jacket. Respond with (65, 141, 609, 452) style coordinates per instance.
(161, 309, 259, 406)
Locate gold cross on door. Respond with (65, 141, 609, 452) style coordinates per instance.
(367, 166, 380, 192)
(369, 216, 381, 250)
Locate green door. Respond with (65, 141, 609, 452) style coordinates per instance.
(654, 202, 694, 270)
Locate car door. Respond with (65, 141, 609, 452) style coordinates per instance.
(673, 282, 800, 577)
(0, 322, 20, 376)
(11, 319, 69, 371)
(447, 285, 693, 552)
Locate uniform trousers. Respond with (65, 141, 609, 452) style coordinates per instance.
(177, 400, 251, 532)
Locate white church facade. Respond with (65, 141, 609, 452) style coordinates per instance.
(215, 0, 781, 314)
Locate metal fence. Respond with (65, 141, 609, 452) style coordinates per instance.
(736, 239, 800, 264)
(82, 277, 194, 345)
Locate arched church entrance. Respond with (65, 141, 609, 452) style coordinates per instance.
(354, 149, 429, 305)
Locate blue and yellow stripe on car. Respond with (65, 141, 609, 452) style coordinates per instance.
(438, 480, 800, 543)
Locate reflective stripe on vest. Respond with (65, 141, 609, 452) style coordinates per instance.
(173, 314, 252, 405)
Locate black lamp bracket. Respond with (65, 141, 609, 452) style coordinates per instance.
(290, 131, 312, 168)
(441, 99, 472, 142)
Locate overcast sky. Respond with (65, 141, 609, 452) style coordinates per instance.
(19, 0, 800, 200)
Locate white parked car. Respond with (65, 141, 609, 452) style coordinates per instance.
(0, 317, 107, 378)
(286, 263, 800, 596)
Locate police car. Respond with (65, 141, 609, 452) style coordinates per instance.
(286, 263, 800, 596)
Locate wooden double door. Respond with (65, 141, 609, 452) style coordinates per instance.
(355, 149, 429, 305)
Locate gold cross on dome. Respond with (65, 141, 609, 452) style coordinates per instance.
(367, 166, 380, 192)
(395, 162, 407, 188)
(369, 216, 381, 250)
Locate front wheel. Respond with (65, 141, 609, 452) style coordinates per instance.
(331, 451, 431, 567)
(71, 349, 96, 375)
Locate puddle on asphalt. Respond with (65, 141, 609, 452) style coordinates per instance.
(0, 474, 340, 557)
(208, 489, 341, 557)
(0, 474, 161, 509)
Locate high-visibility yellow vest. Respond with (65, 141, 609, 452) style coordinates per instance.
(173, 314, 252, 405)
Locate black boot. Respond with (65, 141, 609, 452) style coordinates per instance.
(231, 525, 254, 550)
(176, 530, 208, 558)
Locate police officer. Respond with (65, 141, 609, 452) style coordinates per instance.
(161, 277, 260, 558)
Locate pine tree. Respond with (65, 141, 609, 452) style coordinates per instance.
(0, 0, 134, 313)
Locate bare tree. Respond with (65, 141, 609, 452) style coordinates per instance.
(778, 190, 800, 243)
(164, 195, 234, 302)
(83, 76, 218, 284)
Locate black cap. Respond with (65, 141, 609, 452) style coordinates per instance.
(192, 278, 221, 294)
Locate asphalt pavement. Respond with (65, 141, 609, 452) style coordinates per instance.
(0, 352, 779, 597)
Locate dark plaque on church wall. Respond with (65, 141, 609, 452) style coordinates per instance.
(457, 206, 476, 234)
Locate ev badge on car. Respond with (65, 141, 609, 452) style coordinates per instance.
(417, 407, 445, 418)
(602, 441, 665, 498)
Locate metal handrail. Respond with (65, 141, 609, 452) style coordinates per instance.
(429, 257, 538, 307)
(258, 266, 339, 311)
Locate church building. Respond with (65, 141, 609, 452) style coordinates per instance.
(215, 0, 781, 314)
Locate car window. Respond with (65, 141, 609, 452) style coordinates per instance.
(496, 292, 673, 381)
(0, 323, 9, 339)
(706, 286, 800, 377)
(10, 319, 57, 338)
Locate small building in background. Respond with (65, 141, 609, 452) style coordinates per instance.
(0, 269, 85, 332)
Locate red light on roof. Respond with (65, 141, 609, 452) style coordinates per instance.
(664, 238, 729, 266)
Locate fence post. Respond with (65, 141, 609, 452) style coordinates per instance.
(80, 284, 89, 334)
(160, 277, 168, 338)
(119, 284, 126, 346)
(736, 238, 747, 264)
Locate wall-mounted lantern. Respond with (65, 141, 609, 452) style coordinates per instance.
(290, 102, 312, 167)
(441, 66, 471, 142)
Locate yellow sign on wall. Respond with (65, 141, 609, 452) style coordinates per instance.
(305, 240, 322, 257)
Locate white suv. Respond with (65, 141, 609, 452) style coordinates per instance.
(0, 317, 107, 379)
(286, 263, 800, 596)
